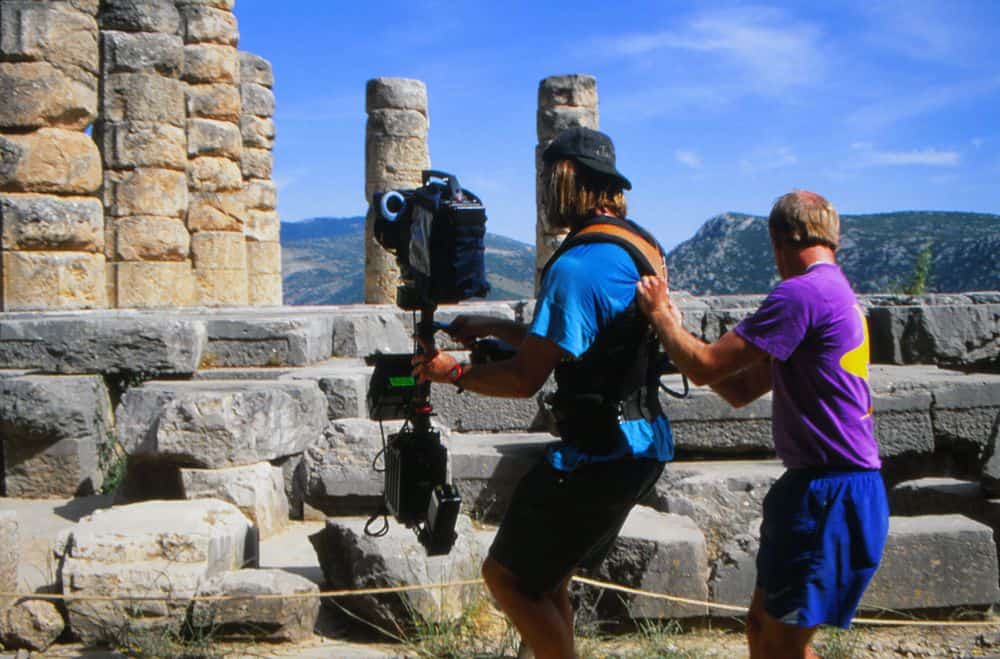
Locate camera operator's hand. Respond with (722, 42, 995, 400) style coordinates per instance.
(636, 274, 682, 328)
(412, 347, 463, 385)
(445, 315, 496, 349)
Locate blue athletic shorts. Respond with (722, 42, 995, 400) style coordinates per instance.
(756, 468, 889, 629)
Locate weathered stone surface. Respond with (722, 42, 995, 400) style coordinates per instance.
(0, 313, 205, 373)
(0, 511, 18, 611)
(183, 43, 237, 83)
(193, 266, 247, 306)
(181, 462, 289, 538)
(99, 0, 180, 34)
(868, 302, 1000, 370)
(862, 515, 1000, 611)
(94, 120, 186, 170)
(246, 240, 281, 275)
(105, 167, 187, 218)
(581, 507, 709, 619)
(192, 569, 318, 642)
(1, 251, 106, 311)
(365, 108, 427, 139)
(0, 374, 110, 497)
(364, 136, 427, 182)
(241, 83, 275, 117)
(710, 532, 759, 609)
(177, 0, 235, 9)
(664, 381, 774, 455)
(199, 314, 334, 367)
(241, 147, 273, 179)
(114, 260, 196, 308)
(0, 599, 64, 652)
(538, 74, 598, 111)
(240, 114, 276, 149)
(118, 380, 326, 468)
(931, 377, 1000, 475)
(309, 515, 483, 628)
(179, 4, 238, 45)
(0, 61, 96, 130)
(244, 208, 279, 241)
(187, 190, 244, 232)
(57, 499, 254, 644)
(365, 77, 427, 114)
(248, 273, 282, 306)
(192, 230, 246, 270)
(239, 52, 273, 87)
(1, 2, 98, 77)
(187, 118, 241, 159)
(537, 106, 599, 143)
(431, 384, 548, 433)
(188, 155, 243, 192)
(102, 72, 185, 126)
(872, 389, 934, 459)
(1, 194, 103, 252)
(890, 478, 1000, 539)
(114, 215, 190, 261)
(100, 30, 182, 75)
(0, 128, 101, 194)
(186, 82, 240, 121)
(331, 310, 410, 357)
(279, 359, 370, 420)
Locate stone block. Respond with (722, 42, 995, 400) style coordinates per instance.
(243, 179, 276, 210)
(431, 384, 548, 433)
(187, 117, 241, 159)
(183, 43, 238, 84)
(1, 193, 103, 252)
(278, 359, 370, 419)
(240, 114, 276, 149)
(538, 74, 598, 110)
(862, 515, 1000, 611)
(114, 215, 190, 261)
(0, 61, 96, 130)
(365, 77, 427, 113)
(0, 2, 98, 77)
(0, 599, 64, 652)
(100, 30, 183, 75)
(582, 507, 709, 619)
(0, 374, 111, 496)
(187, 190, 244, 232)
(2, 250, 106, 311)
(117, 380, 327, 468)
(194, 267, 248, 306)
(94, 119, 187, 170)
(188, 155, 243, 192)
(99, 0, 181, 33)
(0, 511, 18, 611)
(179, 4, 238, 45)
(537, 106, 599, 143)
(0, 128, 101, 194)
(331, 309, 411, 357)
(192, 569, 318, 642)
(365, 136, 428, 181)
(366, 108, 427, 139)
(931, 377, 1000, 457)
(710, 533, 759, 610)
(872, 389, 934, 459)
(241, 147, 273, 180)
(241, 82, 275, 117)
(180, 462, 289, 538)
(177, 0, 235, 9)
(114, 260, 195, 308)
(248, 273, 282, 306)
(244, 208, 279, 241)
(105, 167, 187, 218)
(200, 314, 334, 367)
(664, 382, 774, 455)
(186, 82, 240, 121)
(890, 478, 1000, 535)
(309, 515, 483, 629)
(101, 72, 185, 126)
(869, 303, 1000, 370)
(239, 51, 273, 87)
(192, 230, 246, 270)
(246, 240, 281, 274)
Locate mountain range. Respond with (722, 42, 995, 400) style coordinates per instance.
(280, 211, 1000, 304)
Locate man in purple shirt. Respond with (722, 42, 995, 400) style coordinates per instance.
(636, 190, 888, 659)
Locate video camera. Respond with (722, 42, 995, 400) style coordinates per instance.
(364, 171, 490, 556)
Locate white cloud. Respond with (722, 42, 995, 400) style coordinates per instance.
(739, 146, 798, 174)
(846, 77, 1000, 131)
(674, 149, 703, 169)
(850, 143, 960, 167)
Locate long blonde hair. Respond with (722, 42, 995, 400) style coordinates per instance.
(544, 160, 627, 229)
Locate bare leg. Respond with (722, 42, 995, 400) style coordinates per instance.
(482, 556, 575, 659)
(747, 587, 819, 659)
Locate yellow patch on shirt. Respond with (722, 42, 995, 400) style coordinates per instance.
(839, 305, 870, 381)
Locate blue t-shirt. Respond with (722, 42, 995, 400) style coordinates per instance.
(530, 242, 674, 471)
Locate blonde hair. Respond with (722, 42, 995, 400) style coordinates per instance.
(768, 190, 839, 250)
(544, 159, 627, 229)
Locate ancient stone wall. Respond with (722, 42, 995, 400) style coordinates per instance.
(0, 0, 280, 311)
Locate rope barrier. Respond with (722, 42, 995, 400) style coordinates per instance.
(2, 576, 999, 628)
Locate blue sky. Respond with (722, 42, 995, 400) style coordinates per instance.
(236, 1, 1000, 251)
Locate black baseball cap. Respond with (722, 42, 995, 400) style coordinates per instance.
(541, 126, 631, 190)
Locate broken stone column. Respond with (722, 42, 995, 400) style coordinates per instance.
(97, 0, 192, 308)
(364, 77, 429, 304)
(534, 74, 598, 291)
(240, 52, 281, 305)
(0, 0, 106, 310)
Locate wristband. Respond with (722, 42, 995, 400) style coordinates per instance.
(447, 362, 465, 392)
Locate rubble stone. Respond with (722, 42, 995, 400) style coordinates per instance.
(180, 462, 289, 538)
(1, 194, 103, 252)
(0, 599, 64, 652)
(0, 128, 101, 194)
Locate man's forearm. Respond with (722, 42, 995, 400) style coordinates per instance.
(648, 309, 722, 386)
(453, 359, 537, 398)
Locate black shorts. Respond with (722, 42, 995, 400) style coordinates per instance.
(488, 457, 665, 596)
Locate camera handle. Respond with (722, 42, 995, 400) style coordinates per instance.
(422, 170, 461, 200)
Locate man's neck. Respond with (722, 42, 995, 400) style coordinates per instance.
(781, 245, 836, 278)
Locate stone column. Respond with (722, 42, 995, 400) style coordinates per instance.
(0, 0, 105, 311)
(534, 74, 598, 291)
(240, 52, 281, 306)
(178, 0, 247, 306)
(364, 77, 429, 304)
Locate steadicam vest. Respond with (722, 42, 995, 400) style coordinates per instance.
(540, 216, 667, 455)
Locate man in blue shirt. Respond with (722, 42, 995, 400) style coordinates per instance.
(413, 127, 673, 659)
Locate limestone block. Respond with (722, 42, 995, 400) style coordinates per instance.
(239, 51, 273, 87)
(2, 250, 106, 311)
(537, 74, 598, 111)
(664, 382, 774, 455)
(862, 515, 1000, 611)
(199, 314, 333, 367)
(710, 533, 759, 609)
(177, 0, 236, 9)
(0, 1, 98, 77)
(117, 380, 327, 468)
(101, 72, 185, 126)
(186, 82, 240, 121)
(179, 5, 238, 45)
(0, 128, 101, 194)
(241, 83, 275, 117)
(192, 230, 246, 270)
(240, 114, 275, 149)
(0, 61, 96, 130)
(94, 120, 186, 170)
(188, 190, 244, 232)
(195, 267, 248, 306)
(248, 273, 282, 306)
(180, 462, 289, 538)
(64, 0, 101, 13)
(243, 178, 276, 210)
(278, 359, 371, 419)
(246, 240, 281, 274)
(113, 260, 195, 308)
(183, 43, 238, 84)
(1, 193, 103, 252)
(187, 118, 241, 160)
(0, 599, 64, 652)
(105, 167, 187, 218)
(241, 147, 273, 179)
(0, 374, 110, 496)
(931, 377, 1000, 457)
(100, 30, 183, 76)
(188, 155, 242, 192)
(365, 77, 427, 114)
(115, 215, 190, 261)
(245, 208, 279, 242)
(583, 507, 709, 619)
(331, 310, 410, 357)
(889, 477, 1000, 546)
(0, 511, 18, 611)
(872, 389, 934, 458)
(309, 515, 483, 628)
(537, 106, 599, 143)
(98, 0, 180, 34)
(192, 569, 318, 642)
(869, 303, 1000, 370)
(366, 108, 427, 139)
(431, 383, 548, 433)
(365, 136, 428, 181)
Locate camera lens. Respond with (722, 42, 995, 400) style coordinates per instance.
(380, 191, 406, 221)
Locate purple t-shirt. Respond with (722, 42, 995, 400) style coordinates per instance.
(734, 263, 880, 469)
